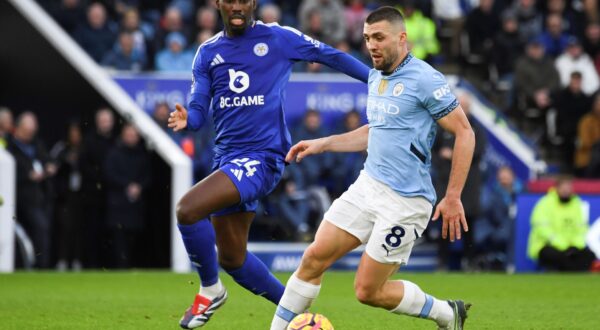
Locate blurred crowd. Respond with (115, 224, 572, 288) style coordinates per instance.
(9, 0, 599, 272)
(36, 0, 600, 174)
(1, 107, 153, 270)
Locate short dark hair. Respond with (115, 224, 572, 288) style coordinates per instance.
(571, 71, 583, 80)
(365, 6, 404, 25)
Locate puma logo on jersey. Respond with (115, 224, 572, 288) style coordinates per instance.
(228, 69, 250, 94)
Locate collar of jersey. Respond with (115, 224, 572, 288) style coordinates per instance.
(384, 53, 413, 76)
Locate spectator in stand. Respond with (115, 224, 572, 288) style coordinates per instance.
(554, 72, 592, 172)
(476, 166, 523, 271)
(514, 37, 561, 130)
(344, 0, 371, 50)
(50, 121, 84, 271)
(432, 92, 487, 270)
(101, 31, 147, 71)
(299, 0, 346, 45)
(154, 7, 191, 54)
(7, 112, 56, 268)
(292, 109, 333, 187)
(80, 107, 115, 268)
(0, 107, 14, 149)
(528, 176, 597, 271)
(120, 8, 149, 61)
(555, 37, 599, 96)
(153, 102, 177, 137)
(492, 10, 525, 109)
(51, 0, 86, 35)
(582, 22, 600, 65)
(191, 29, 214, 52)
(330, 110, 367, 198)
(270, 165, 312, 242)
(397, 0, 440, 62)
(431, 0, 467, 61)
(543, 0, 584, 37)
(575, 94, 600, 176)
(104, 124, 151, 268)
(465, 0, 500, 59)
(259, 3, 281, 24)
(73, 2, 116, 62)
(538, 14, 571, 58)
(512, 0, 543, 44)
(155, 32, 195, 72)
(195, 6, 219, 36)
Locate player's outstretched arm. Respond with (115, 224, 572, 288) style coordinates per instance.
(167, 103, 188, 132)
(286, 124, 369, 163)
(431, 106, 475, 242)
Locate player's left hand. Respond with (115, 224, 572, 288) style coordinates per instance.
(168, 103, 188, 132)
(432, 196, 468, 242)
(285, 138, 327, 163)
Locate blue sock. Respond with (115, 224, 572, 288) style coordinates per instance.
(178, 220, 219, 287)
(226, 252, 284, 304)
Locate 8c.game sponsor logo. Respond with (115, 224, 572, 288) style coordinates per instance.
(219, 68, 265, 108)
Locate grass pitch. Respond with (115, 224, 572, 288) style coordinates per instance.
(1, 271, 599, 329)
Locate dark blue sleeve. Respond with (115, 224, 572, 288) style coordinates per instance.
(275, 25, 369, 83)
(187, 93, 210, 131)
(187, 47, 211, 131)
(313, 44, 370, 83)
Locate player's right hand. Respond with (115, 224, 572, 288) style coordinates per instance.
(286, 138, 327, 163)
(168, 103, 188, 132)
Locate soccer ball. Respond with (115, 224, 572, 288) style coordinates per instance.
(287, 312, 334, 330)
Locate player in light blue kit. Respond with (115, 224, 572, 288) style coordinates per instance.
(271, 7, 475, 330)
(167, 0, 369, 328)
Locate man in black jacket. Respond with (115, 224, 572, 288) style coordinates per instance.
(7, 112, 56, 268)
(103, 123, 150, 268)
(80, 107, 115, 268)
(432, 93, 488, 270)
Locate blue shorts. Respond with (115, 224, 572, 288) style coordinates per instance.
(212, 152, 285, 217)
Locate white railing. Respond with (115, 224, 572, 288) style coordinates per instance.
(0, 148, 16, 273)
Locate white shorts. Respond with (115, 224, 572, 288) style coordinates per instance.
(324, 170, 432, 265)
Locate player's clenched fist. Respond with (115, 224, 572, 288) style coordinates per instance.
(168, 103, 188, 132)
(285, 138, 328, 163)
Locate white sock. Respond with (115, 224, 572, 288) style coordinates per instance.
(391, 280, 454, 327)
(200, 278, 224, 300)
(270, 273, 321, 330)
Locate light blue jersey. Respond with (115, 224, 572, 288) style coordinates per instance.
(364, 54, 458, 205)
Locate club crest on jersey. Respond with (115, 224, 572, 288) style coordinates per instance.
(378, 79, 389, 95)
(393, 83, 404, 96)
(228, 69, 250, 93)
(253, 43, 269, 56)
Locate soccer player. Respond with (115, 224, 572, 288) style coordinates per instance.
(167, 0, 369, 328)
(271, 7, 475, 330)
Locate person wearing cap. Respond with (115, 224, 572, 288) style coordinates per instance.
(555, 36, 600, 96)
(155, 31, 195, 72)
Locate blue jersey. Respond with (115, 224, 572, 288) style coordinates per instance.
(187, 21, 370, 159)
(364, 54, 458, 205)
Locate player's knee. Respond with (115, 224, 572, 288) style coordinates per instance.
(218, 250, 245, 270)
(354, 284, 378, 306)
(176, 200, 197, 225)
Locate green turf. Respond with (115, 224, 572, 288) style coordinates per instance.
(1, 271, 599, 329)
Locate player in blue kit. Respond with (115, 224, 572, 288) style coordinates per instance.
(271, 7, 475, 330)
(167, 0, 369, 328)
